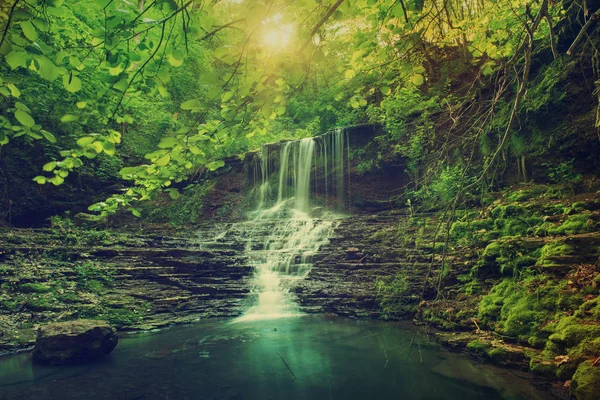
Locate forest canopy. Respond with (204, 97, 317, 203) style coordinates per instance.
(0, 0, 597, 219)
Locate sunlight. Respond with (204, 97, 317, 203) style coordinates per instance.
(261, 13, 294, 51)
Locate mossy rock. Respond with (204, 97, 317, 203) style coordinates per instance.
(548, 317, 600, 349)
(19, 283, 52, 293)
(478, 276, 561, 339)
(491, 204, 527, 219)
(572, 360, 600, 400)
(530, 357, 557, 378)
(466, 339, 492, 357)
(548, 214, 596, 236)
(537, 241, 574, 266)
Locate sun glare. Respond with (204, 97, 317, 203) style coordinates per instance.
(261, 13, 294, 51)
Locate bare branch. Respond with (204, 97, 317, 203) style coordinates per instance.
(300, 0, 346, 51)
(567, 8, 600, 55)
(0, 0, 21, 50)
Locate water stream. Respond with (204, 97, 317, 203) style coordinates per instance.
(239, 131, 349, 321)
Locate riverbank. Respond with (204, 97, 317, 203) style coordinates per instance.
(1, 181, 599, 398)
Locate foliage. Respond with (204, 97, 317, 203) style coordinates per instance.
(146, 180, 215, 226)
(0, 0, 577, 220)
(478, 275, 559, 341)
(547, 214, 596, 236)
(375, 272, 413, 318)
(543, 159, 583, 191)
(408, 165, 469, 210)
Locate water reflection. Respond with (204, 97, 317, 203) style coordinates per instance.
(0, 316, 552, 400)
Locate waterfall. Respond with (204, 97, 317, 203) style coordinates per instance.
(237, 129, 350, 322)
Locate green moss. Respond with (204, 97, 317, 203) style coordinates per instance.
(478, 276, 560, 340)
(538, 241, 574, 265)
(19, 283, 51, 293)
(375, 272, 415, 318)
(24, 297, 61, 312)
(477, 241, 539, 276)
(491, 204, 527, 219)
(548, 214, 596, 236)
(548, 316, 600, 349)
(467, 340, 491, 357)
(101, 308, 142, 328)
(0, 298, 19, 311)
(488, 347, 508, 362)
(571, 202, 590, 212)
(542, 203, 566, 216)
(530, 357, 557, 377)
(493, 216, 542, 237)
(505, 187, 546, 202)
(572, 361, 600, 400)
(81, 279, 105, 294)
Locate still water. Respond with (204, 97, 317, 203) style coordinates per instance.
(0, 315, 552, 400)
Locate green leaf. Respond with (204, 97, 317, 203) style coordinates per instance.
(6, 83, 20, 97)
(20, 20, 38, 41)
(381, 86, 391, 95)
(131, 208, 141, 217)
(411, 74, 424, 86)
(180, 99, 202, 111)
(41, 130, 57, 143)
(14, 110, 35, 127)
(33, 176, 46, 184)
(76, 101, 87, 109)
(113, 78, 128, 92)
(50, 176, 65, 186)
(77, 136, 95, 147)
(158, 137, 178, 149)
(168, 189, 180, 200)
(156, 154, 170, 166)
(168, 49, 184, 67)
(189, 145, 203, 155)
(206, 160, 224, 171)
(62, 74, 82, 93)
(101, 141, 116, 155)
(60, 114, 79, 123)
(221, 91, 234, 102)
(43, 161, 57, 172)
(5, 51, 28, 69)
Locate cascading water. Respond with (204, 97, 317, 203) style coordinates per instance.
(236, 130, 350, 321)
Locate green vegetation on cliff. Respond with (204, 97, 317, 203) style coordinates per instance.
(1, 0, 600, 396)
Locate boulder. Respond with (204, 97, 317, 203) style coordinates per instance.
(32, 320, 118, 365)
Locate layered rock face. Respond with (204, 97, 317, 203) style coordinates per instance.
(0, 228, 253, 353)
(33, 320, 117, 364)
(295, 211, 450, 318)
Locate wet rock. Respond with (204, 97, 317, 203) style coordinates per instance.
(32, 320, 118, 364)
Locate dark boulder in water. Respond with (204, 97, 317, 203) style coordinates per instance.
(32, 320, 118, 365)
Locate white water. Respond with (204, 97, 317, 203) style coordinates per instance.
(237, 131, 349, 322)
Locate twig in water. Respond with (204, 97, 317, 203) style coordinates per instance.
(277, 352, 296, 380)
(404, 335, 415, 363)
(383, 348, 389, 369)
(417, 339, 423, 363)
